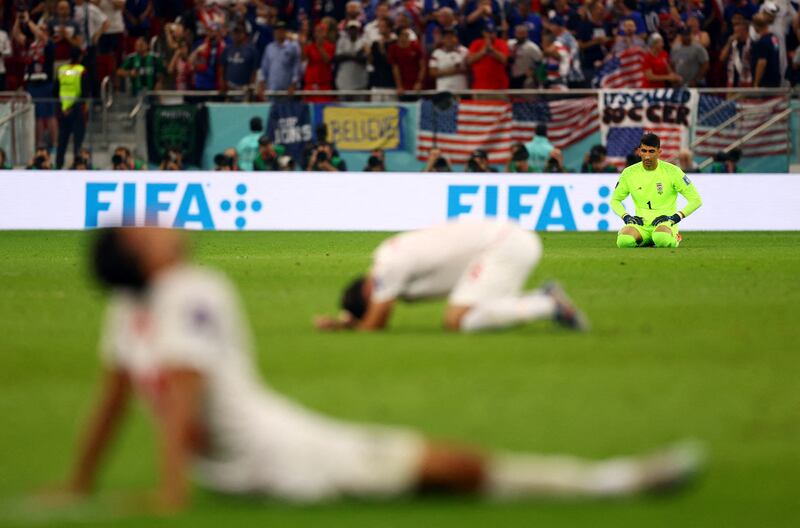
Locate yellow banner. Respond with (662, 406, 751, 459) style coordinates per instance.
(322, 106, 403, 151)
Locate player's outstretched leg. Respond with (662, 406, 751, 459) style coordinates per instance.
(417, 440, 704, 498)
(652, 227, 678, 248)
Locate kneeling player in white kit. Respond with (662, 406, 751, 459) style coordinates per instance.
(60, 228, 700, 512)
(315, 220, 588, 332)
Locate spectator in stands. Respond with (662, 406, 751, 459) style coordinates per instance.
(96, 0, 125, 65)
(191, 23, 226, 92)
(423, 147, 453, 172)
(369, 16, 398, 101)
(179, 0, 225, 46)
(307, 143, 345, 171)
(467, 21, 510, 93)
(680, 13, 711, 50)
(544, 148, 566, 173)
(364, 1, 390, 46)
(671, 26, 709, 86)
(338, 1, 365, 31)
(73, 0, 108, 99)
(577, 1, 611, 83)
(389, 27, 426, 100)
(464, 0, 502, 46)
(54, 46, 88, 169)
(302, 23, 336, 102)
(27, 146, 53, 170)
(466, 149, 496, 172)
(253, 135, 281, 171)
(508, 24, 543, 89)
(167, 38, 192, 90)
(123, 0, 153, 53)
(506, 142, 534, 173)
(236, 117, 263, 171)
(751, 13, 782, 87)
(725, 0, 759, 25)
(541, 30, 569, 89)
(721, 19, 753, 87)
(548, 15, 583, 87)
(580, 145, 616, 173)
(49, 1, 83, 70)
(118, 36, 165, 95)
(753, 1, 790, 85)
(678, 149, 700, 173)
(618, 0, 647, 37)
(524, 124, 554, 172)
(13, 13, 58, 150)
(334, 20, 368, 98)
(223, 23, 258, 92)
(710, 149, 742, 173)
(424, 6, 460, 50)
(363, 149, 386, 171)
(429, 27, 468, 91)
(0, 148, 10, 169)
(258, 20, 300, 100)
(506, 0, 543, 46)
(643, 33, 682, 87)
(612, 19, 646, 55)
(0, 26, 10, 91)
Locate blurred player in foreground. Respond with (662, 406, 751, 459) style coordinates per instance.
(611, 133, 703, 248)
(56, 228, 701, 513)
(315, 220, 587, 332)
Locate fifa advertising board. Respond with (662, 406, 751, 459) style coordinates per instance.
(0, 171, 798, 231)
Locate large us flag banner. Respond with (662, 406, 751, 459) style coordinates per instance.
(599, 89, 699, 168)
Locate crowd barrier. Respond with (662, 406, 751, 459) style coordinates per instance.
(1, 171, 798, 231)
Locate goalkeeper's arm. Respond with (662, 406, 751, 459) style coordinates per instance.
(610, 177, 631, 219)
(677, 181, 702, 219)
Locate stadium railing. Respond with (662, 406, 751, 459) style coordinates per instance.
(0, 92, 35, 167)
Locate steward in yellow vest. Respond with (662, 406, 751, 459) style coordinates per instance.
(54, 47, 89, 169)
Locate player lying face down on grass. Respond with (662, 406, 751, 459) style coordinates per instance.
(611, 133, 703, 248)
(51, 227, 702, 514)
(315, 220, 588, 333)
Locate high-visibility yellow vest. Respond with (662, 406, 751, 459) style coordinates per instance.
(57, 63, 85, 112)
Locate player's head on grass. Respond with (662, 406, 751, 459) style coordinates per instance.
(639, 133, 661, 171)
(92, 227, 186, 292)
(341, 275, 369, 321)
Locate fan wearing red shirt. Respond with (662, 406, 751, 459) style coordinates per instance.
(303, 23, 336, 102)
(467, 22, 510, 91)
(642, 33, 681, 88)
(389, 28, 426, 99)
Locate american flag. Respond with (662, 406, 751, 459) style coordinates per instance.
(693, 95, 790, 158)
(416, 98, 599, 164)
(605, 126, 683, 169)
(592, 47, 646, 89)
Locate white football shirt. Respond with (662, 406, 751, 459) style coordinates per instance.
(100, 265, 422, 500)
(370, 220, 526, 303)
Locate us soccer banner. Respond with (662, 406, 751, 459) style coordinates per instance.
(266, 101, 313, 162)
(599, 89, 699, 168)
(313, 105, 406, 151)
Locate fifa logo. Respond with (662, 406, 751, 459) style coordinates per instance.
(656, 182, 663, 194)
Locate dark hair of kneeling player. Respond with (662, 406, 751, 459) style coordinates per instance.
(639, 132, 661, 149)
(91, 228, 148, 292)
(341, 276, 368, 320)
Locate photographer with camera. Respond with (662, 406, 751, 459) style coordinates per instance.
(253, 135, 283, 171)
(580, 145, 616, 173)
(423, 148, 452, 173)
(111, 146, 144, 170)
(27, 147, 53, 170)
(544, 148, 567, 173)
(466, 149, 496, 173)
(363, 149, 386, 172)
(213, 148, 239, 172)
(505, 143, 533, 173)
(308, 143, 345, 172)
(158, 147, 184, 171)
(710, 149, 742, 173)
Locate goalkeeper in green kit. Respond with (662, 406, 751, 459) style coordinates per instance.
(611, 133, 703, 248)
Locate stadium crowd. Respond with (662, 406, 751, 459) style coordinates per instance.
(0, 0, 789, 170)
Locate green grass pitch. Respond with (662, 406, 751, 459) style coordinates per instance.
(0, 230, 798, 527)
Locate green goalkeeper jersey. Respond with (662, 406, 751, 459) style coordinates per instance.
(610, 160, 702, 226)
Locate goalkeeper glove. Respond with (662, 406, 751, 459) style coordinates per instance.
(652, 214, 682, 226)
(623, 214, 644, 226)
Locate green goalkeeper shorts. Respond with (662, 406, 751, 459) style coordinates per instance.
(623, 223, 680, 247)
